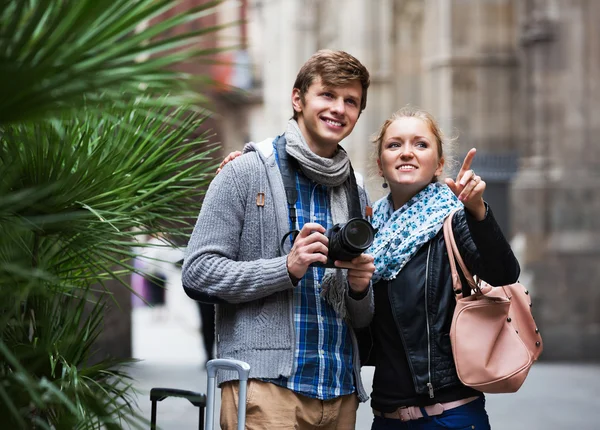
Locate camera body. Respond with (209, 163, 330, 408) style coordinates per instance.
(313, 217, 376, 268)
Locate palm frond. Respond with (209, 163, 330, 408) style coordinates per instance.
(1, 103, 218, 289)
(0, 289, 148, 429)
(0, 0, 233, 124)
(1, 0, 233, 426)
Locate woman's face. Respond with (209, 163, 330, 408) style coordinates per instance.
(378, 117, 444, 197)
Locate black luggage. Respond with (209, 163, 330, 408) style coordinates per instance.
(149, 358, 250, 430)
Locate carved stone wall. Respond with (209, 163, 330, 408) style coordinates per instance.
(511, 0, 600, 360)
(91, 278, 132, 362)
(244, 0, 600, 360)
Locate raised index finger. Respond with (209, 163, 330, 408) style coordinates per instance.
(459, 148, 477, 175)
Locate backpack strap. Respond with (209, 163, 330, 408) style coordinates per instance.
(274, 135, 363, 224)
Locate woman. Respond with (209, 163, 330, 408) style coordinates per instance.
(215, 106, 520, 429)
(362, 106, 519, 429)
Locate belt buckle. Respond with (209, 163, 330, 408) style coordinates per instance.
(396, 406, 410, 421)
(429, 403, 445, 416)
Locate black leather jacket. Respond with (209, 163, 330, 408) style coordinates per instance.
(359, 205, 521, 398)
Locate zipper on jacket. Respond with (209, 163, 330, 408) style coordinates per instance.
(388, 280, 420, 392)
(258, 152, 266, 257)
(425, 243, 434, 398)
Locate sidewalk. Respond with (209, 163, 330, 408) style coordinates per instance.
(129, 359, 600, 429)
(128, 268, 600, 429)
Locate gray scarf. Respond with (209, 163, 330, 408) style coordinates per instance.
(285, 119, 352, 319)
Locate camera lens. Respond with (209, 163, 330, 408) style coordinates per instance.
(342, 219, 374, 250)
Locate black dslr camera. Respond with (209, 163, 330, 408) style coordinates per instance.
(313, 217, 376, 268)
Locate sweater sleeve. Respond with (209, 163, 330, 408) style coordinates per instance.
(345, 283, 374, 328)
(181, 155, 294, 304)
(452, 204, 521, 286)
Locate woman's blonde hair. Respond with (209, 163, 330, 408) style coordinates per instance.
(371, 106, 457, 182)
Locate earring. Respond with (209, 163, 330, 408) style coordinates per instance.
(382, 181, 388, 189)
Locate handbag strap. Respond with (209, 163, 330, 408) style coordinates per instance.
(443, 210, 479, 298)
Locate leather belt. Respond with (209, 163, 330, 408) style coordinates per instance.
(373, 396, 479, 421)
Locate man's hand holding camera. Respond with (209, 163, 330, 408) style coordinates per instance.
(286, 223, 375, 293)
(286, 223, 329, 284)
(334, 254, 375, 294)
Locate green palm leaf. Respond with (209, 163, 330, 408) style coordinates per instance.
(0, 291, 148, 429)
(0, 0, 232, 125)
(1, 103, 219, 292)
(1, 0, 235, 427)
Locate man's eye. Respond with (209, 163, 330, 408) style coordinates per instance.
(346, 99, 357, 106)
(322, 92, 333, 98)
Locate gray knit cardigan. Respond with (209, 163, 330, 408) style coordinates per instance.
(182, 138, 374, 402)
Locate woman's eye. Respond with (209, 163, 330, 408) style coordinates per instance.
(416, 141, 428, 148)
(388, 142, 400, 148)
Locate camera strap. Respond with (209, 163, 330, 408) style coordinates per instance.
(275, 135, 299, 230)
(275, 134, 363, 230)
(346, 163, 362, 220)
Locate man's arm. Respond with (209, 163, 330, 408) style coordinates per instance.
(334, 253, 375, 328)
(182, 156, 293, 304)
(345, 282, 373, 328)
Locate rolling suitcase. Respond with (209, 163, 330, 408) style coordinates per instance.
(150, 387, 206, 429)
(205, 358, 251, 430)
(149, 358, 250, 430)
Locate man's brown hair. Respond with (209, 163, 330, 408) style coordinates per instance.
(292, 50, 370, 120)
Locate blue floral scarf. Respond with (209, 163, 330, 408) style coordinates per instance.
(368, 183, 463, 282)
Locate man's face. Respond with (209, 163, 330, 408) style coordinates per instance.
(292, 77, 362, 158)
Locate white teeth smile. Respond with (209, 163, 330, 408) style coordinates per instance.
(398, 165, 416, 170)
(324, 119, 342, 127)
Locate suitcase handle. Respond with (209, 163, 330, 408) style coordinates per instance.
(205, 358, 251, 430)
(150, 388, 206, 429)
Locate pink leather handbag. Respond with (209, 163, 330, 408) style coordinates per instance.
(443, 211, 543, 393)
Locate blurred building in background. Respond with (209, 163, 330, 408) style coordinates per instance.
(98, 0, 255, 361)
(102, 0, 600, 362)
(234, 0, 599, 361)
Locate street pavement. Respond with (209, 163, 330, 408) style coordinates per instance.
(129, 359, 600, 429)
(127, 270, 600, 429)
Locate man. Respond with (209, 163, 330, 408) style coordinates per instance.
(182, 50, 375, 429)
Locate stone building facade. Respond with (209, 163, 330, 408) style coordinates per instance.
(239, 0, 600, 361)
(100, 0, 599, 362)
(510, 0, 600, 360)
(98, 0, 252, 360)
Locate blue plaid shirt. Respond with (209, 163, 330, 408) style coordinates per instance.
(268, 142, 355, 400)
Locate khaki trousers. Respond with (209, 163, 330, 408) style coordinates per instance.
(220, 380, 359, 430)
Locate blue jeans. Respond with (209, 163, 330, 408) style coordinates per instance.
(371, 397, 491, 430)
